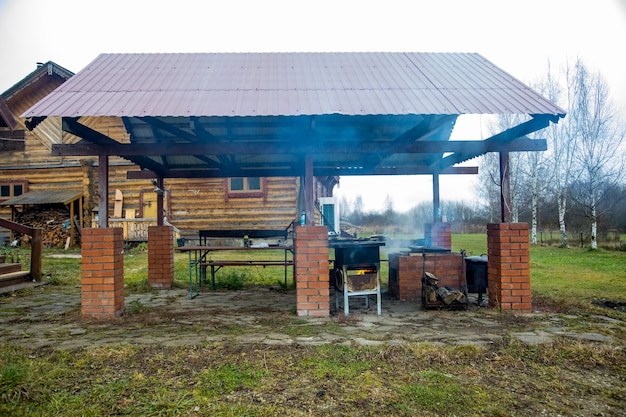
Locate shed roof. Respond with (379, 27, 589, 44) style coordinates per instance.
(0, 189, 82, 206)
(23, 52, 565, 119)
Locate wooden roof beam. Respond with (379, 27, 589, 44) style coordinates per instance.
(61, 117, 166, 175)
(430, 114, 556, 170)
(52, 137, 547, 157)
(126, 165, 478, 179)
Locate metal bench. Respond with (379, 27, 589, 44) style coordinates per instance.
(178, 226, 294, 297)
(200, 259, 295, 290)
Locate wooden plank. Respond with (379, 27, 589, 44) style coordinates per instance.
(113, 189, 123, 218)
(199, 229, 288, 239)
(52, 138, 548, 156)
(30, 228, 42, 280)
(0, 218, 35, 235)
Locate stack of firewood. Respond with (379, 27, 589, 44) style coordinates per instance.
(14, 206, 77, 248)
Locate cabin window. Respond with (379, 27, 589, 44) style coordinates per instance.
(0, 180, 27, 201)
(225, 177, 266, 199)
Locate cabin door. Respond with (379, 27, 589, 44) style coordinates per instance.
(141, 191, 158, 218)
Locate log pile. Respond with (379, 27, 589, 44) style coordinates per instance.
(422, 271, 468, 310)
(14, 206, 78, 248)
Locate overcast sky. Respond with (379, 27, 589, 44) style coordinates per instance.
(1, 0, 624, 212)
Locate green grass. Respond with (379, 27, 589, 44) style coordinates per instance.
(452, 233, 626, 309)
(2, 340, 624, 416)
(530, 246, 626, 305)
(451, 233, 488, 255)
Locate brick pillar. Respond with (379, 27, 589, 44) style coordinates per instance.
(425, 222, 451, 249)
(81, 227, 124, 320)
(487, 223, 532, 312)
(294, 225, 330, 317)
(148, 225, 174, 289)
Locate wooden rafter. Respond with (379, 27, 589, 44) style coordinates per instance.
(430, 115, 557, 170)
(62, 118, 165, 175)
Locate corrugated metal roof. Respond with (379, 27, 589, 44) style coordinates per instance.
(0, 189, 82, 206)
(22, 52, 565, 119)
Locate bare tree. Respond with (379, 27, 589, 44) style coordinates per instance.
(338, 195, 351, 220)
(525, 68, 560, 244)
(351, 195, 364, 224)
(568, 59, 625, 249)
(476, 151, 501, 223)
(548, 62, 578, 247)
(383, 194, 394, 218)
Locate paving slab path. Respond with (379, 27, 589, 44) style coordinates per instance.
(1, 285, 624, 350)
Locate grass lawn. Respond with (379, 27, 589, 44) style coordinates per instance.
(452, 234, 626, 309)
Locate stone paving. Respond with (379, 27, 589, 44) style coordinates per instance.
(1, 284, 623, 351)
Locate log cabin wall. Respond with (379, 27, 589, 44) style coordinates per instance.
(169, 176, 299, 236)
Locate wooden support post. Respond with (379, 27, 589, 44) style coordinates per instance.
(304, 155, 315, 225)
(98, 155, 109, 228)
(499, 152, 512, 223)
(78, 196, 83, 235)
(69, 199, 75, 246)
(156, 177, 164, 226)
(30, 228, 42, 280)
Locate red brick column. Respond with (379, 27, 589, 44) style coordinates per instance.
(487, 223, 532, 312)
(148, 225, 174, 289)
(425, 222, 451, 249)
(81, 228, 124, 320)
(294, 225, 329, 317)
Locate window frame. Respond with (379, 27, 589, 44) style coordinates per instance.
(0, 179, 28, 202)
(225, 177, 266, 200)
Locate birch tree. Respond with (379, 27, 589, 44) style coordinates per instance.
(476, 151, 502, 223)
(550, 62, 578, 247)
(568, 59, 625, 249)
(526, 68, 560, 244)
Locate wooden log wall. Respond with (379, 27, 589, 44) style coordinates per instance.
(169, 176, 299, 236)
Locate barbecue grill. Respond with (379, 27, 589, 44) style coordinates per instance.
(408, 245, 451, 254)
(465, 255, 488, 304)
(330, 240, 385, 315)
